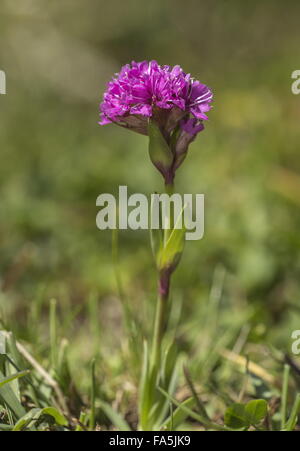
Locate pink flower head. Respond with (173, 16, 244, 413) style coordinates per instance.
(99, 60, 212, 136)
(99, 61, 213, 182)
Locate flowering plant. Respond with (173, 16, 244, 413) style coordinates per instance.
(100, 60, 212, 185)
(99, 60, 213, 430)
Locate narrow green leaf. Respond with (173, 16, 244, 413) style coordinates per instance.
(41, 407, 68, 426)
(154, 353, 181, 429)
(138, 340, 149, 429)
(183, 366, 210, 421)
(0, 369, 26, 419)
(13, 406, 68, 431)
(0, 370, 30, 388)
(5, 333, 26, 372)
(158, 207, 186, 271)
(75, 411, 88, 431)
(13, 408, 41, 431)
(284, 393, 300, 431)
(161, 342, 177, 387)
(280, 364, 290, 429)
(99, 400, 131, 431)
(162, 397, 196, 430)
(158, 386, 229, 431)
(0, 423, 13, 431)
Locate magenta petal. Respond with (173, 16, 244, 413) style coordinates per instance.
(130, 104, 152, 116)
(180, 118, 204, 135)
(99, 115, 112, 125)
(191, 108, 209, 120)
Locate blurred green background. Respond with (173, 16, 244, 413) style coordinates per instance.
(1, 0, 300, 387)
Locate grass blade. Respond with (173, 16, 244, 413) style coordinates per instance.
(99, 400, 131, 431)
(162, 397, 196, 430)
(284, 393, 300, 431)
(158, 386, 230, 431)
(183, 365, 210, 421)
(280, 364, 290, 429)
(0, 369, 26, 419)
(0, 370, 30, 388)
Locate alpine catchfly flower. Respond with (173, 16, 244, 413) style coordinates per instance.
(99, 60, 213, 184)
(98, 62, 213, 430)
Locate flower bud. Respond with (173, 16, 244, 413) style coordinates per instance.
(148, 119, 174, 182)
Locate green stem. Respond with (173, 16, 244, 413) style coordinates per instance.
(151, 276, 170, 370)
(165, 182, 174, 195)
(151, 181, 174, 370)
(164, 182, 174, 243)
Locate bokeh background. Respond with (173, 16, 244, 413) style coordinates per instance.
(1, 0, 300, 395)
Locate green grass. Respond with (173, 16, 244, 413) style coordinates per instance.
(1, 0, 300, 431)
(1, 269, 300, 430)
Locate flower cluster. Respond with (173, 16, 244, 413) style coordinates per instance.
(99, 60, 213, 182)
